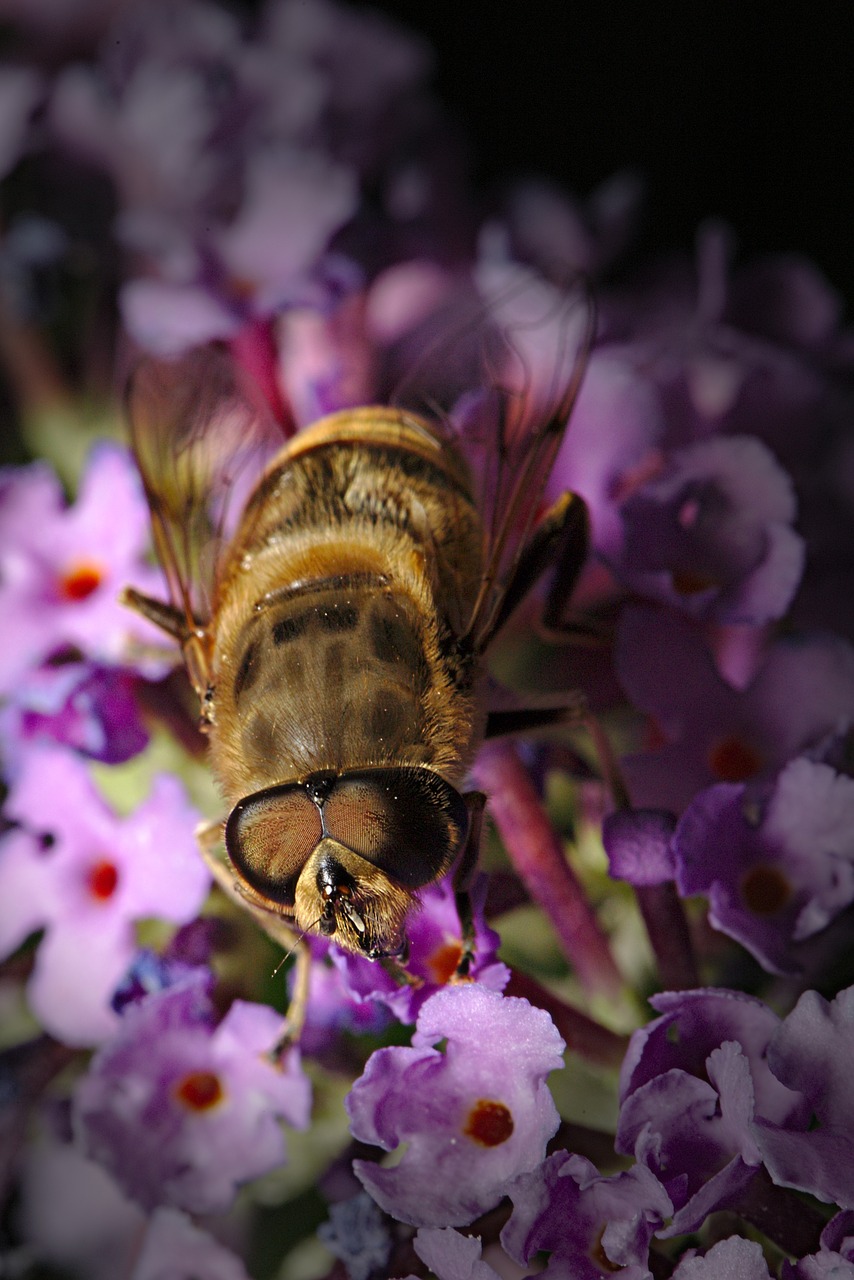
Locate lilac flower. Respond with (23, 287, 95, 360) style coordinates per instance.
(47, 0, 250, 225)
(328, 873, 509, 1027)
(782, 1210, 854, 1280)
(0, 64, 43, 178)
(0, 660, 148, 763)
(346, 984, 565, 1227)
(289, 939, 391, 1061)
(497, 170, 645, 279)
(603, 809, 677, 886)
(0, 444, 166, 693)
(43, 0, 443, 361)
(74, 971, 311, 1214)
(501, 1151, 673, 1279)
(19, 1139, 146, 1280)
(132, 1207, 252, 1280)
(752, 985, 854, 1210)
(317, 1193, 391, 1280)
(412, 1227, 504, 1280)
(0, 213, 69, 325)
(611, 435, 804, 624)
(671, 1237, 773, 1280)
(616, 606, 854, 811)
(616, 989, 810, 1235)
(19, 1140, 253, 1280)
(0, 744, 208, 1044)
(547, 347, 666, 557)
(120, 150, 357, 356)
(673, 755, 854, 974)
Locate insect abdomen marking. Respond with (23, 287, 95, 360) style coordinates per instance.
(318, 602, 359, 632)
(368, 598, 424, 668)
(272, 613, 311, 646)
(233, 640, 259, 699)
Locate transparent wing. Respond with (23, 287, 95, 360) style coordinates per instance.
(461, 262, 593, 650)
(389, 262, 593, 653)
(126, 345, 286, 630)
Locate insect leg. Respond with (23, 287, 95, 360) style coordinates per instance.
(195, 818, 310, 1051)
(453, 791, 487, 977)
(484, 698, 588, 740)
(477, 491, 590, 653)
(120, 586, 189, 641)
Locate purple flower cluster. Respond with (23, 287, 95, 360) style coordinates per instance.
(1, 0, 854, 1277)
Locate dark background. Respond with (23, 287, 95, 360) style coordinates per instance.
(370, 3, 854, 309)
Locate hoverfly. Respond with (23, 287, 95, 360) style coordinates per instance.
(123, 271, 592, 983)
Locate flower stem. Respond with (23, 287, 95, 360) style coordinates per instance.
(505, 969, 628, 1067)
(228, 316, 295, 435)
(474, 741, 623, 1000)
(635, 883, 699, 990)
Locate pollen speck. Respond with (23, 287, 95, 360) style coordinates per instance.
(464, 1099, 513, 1147)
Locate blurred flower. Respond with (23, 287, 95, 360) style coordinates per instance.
(495, 170, 645, 279)
(18, 1139, 146, 1280)
(317, 1192, 391, 1280)
(347, 984, 564, 1227)
(0, 64, 43, 178)
(132, 1207, 252, 1280)
(612, 435, 804, 624)
(0, 444, 166, 694)
(74, 970, 311, 1213)
(0, 744, 208, 1043)
(0, 659, 148, 763)
(674, 755, 854, 974)
(119, 150, 357, 356)
(616, 607, 854, 812)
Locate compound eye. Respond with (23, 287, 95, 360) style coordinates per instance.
(226, 783, 322, 905)
(322, 767, 469, 889)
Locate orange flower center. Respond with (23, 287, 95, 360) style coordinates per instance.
(741, 865, 792, 916)
(87, 860, 119, 901)
(590, 1226, 621, 1272)
(707, 735, 763, 782)
(428, 941, 464, 986)
(671, 569, 717, 596)
(174, 1070, 225, 1111)
(463, 1099, 514, 1147)
(59, 561, 103, 602)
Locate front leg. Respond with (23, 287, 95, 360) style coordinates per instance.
(453, 791, 487, 977)
(121, 587, 214, 711)
(195, 818, 311, 1050)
